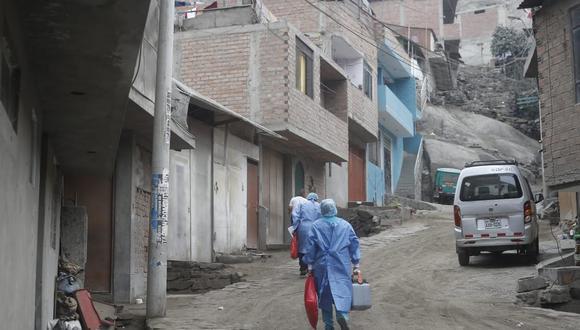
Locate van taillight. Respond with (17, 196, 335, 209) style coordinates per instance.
(454, 205, 462, 227)
(524, 201, 533, 223)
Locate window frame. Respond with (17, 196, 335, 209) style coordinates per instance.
(363, 61, 372, 100)
(296, 38, 314, 99)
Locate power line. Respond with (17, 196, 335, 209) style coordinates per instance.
(302, 0, 433, 76)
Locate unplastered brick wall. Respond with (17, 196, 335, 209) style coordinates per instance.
(458, 8, 499, 39)
(371, 0, 442, 37)
(287, 29, 349, 159)
(534, 0, 580, 188)
(177, 31, 252, 117)
(348, 83, 378, 138)
(263, 0, 379, 140)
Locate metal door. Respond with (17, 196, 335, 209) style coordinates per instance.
(247, 161, 259, 249)
(64, 175, 112, 292)
(348, 145, 366, 201)
(168, 150, 192, 261)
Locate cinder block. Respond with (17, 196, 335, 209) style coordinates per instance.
(517, 276, 549, 293)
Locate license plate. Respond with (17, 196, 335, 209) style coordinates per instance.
(485, 219, 502, 229)
(479, 218, 503, 229)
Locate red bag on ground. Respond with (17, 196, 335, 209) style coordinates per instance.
(290, 233, 299, 259)
(304, 273, 318, 329)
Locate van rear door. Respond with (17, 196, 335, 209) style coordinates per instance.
(458, 173, 525, 237)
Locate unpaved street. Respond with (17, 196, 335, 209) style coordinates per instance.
(148, 208, 580, 329)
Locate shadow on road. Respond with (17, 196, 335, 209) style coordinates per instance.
(466, 250, 562, 269)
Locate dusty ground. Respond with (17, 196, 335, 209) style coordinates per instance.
(140, 207, 580, 329)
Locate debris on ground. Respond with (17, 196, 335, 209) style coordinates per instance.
(167, 261, 246, 294)
(338, 205, 400, 237)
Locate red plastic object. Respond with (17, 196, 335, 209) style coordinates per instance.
(304, 274, 318, 329)
(75, 289, 114, 329)
(290, 233, 299, 259)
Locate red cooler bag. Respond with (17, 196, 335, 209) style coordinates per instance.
(304, 273, 318, 329)
(290, 233, 299, 259)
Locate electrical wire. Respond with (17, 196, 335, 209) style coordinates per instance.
(302, 0, 434, 76)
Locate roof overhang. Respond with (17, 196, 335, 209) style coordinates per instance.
(378, 41, 412, 80)
(173, 79, 285, 140)
(18, 0, 151, 175)
(518, 0, 548, 9)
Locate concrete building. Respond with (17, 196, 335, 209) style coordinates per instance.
(519, 0, 580, 221)
(366, 25, 424, 204)
(0, 0, 151, 327)
(370, 0, 460, 90)
(174, 4, 352, 248)
(453, 1, 532, 65)
(260, 0, 380, 206)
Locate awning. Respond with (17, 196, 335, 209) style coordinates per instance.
(172, 79, 285, 140)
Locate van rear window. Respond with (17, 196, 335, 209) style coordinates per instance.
(459, 174, 523, 201)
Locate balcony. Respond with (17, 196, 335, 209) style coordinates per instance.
(379, 85, 414, 137)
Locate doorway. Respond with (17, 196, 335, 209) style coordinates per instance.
(383, 136, 392, 195)
(348, 145, 366, 201)
(247, 160, 259, 249)
(295, 161, 305, 195)
(64, 175, 113, 292)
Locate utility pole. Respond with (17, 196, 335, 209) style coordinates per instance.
(147, 0, 174, 318)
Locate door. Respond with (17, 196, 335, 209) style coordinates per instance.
(169, 150, 192, 261)
(294, 162, 305, 195)
(64, 175, 112, 292)
(262, 147, 284, 245)
(247, 161, 259, 249)
(383, 136, 392, 195)
(348, 145, 366, 201)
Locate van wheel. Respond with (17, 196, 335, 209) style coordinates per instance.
(527, 237, 539, 263)
(458, 249, 470, 266)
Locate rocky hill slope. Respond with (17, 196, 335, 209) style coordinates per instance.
(432, 65, 539, 139)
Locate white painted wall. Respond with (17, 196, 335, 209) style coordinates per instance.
(0, 8, 56, 327)
(213, 127, 259, 253)
(325, 162, 349, 208)
(168, 119, 213, 262)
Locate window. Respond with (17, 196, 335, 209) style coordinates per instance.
(363, 61, 372, 100)
(0, 25, 20, 132)
(296, 38, 313, 98)
(571, 6, 580, 103)
(459, 174, 523, 202)
(368, 132, 380, 166)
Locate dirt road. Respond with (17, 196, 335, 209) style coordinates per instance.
(147, 208, 580, 329)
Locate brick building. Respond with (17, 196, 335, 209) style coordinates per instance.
(175, 6, 351, 247)
(519, 0, 580, 218)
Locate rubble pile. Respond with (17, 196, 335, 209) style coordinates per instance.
(167, 261, 246, 294)
(432, 65, 539, 139)
(337, 206, 400, 237)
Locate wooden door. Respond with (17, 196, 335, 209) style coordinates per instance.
(348, 145, 366, 202)
(168, 150, 192, 261)
(262, 148, 284, 245)
(246, 161, 259, 249)
(64, 175, 112, 292)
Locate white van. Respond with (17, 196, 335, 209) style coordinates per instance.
(453, 160, 543, 266)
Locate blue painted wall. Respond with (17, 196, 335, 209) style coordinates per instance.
(388, 78, 417, 118)
(386, 129, 404, 192)
(403, 134, 423, 154)
(366, 162, 385, 206)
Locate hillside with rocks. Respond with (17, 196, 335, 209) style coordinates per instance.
(418, 103, 542, 201)
(431, 65, 540, 139)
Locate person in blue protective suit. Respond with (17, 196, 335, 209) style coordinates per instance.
(303, 199, 361, 330)
(292, 192, 321, 276)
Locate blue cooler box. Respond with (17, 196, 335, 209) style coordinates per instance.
(351, 282, 372, 310)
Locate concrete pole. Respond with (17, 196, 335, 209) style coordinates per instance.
(147, 0, 174, 318)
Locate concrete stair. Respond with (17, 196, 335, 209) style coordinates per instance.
(396, 152, 417, 199)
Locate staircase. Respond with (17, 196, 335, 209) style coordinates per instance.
(396, 152, 417, 199)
